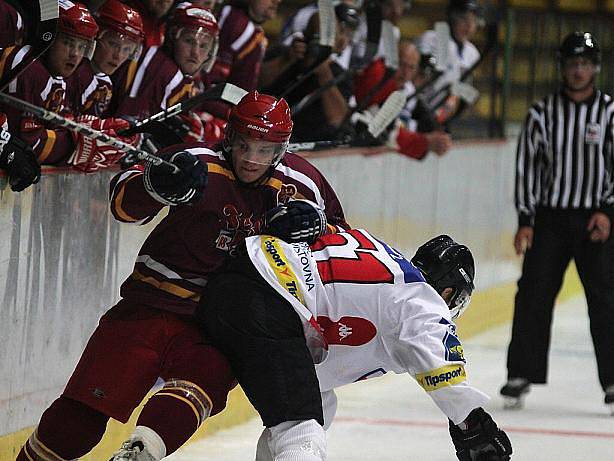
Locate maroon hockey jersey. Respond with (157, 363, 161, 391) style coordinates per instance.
(0, 46, 75, 164)
(109, 145, 349, 315)
(67, 59, 114, 117)
(114, 46, 196, 119)
(210, 5, 267, 92)
(0, 0, 24, 47)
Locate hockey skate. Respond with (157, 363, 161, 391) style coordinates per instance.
(108, 438, 156, 461)
(605, 385, 614, 416)
(500, 378, 530, 409)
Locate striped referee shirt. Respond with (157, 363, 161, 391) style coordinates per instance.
(515, 89, 614, 226)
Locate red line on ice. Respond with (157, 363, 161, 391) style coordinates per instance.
(335, 416, 614, 439)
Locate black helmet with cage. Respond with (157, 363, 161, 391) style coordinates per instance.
(411, 235, 475, 320)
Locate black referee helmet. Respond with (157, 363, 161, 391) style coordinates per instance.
(411, 235, 475, 319)
(558, 32, 601, 68)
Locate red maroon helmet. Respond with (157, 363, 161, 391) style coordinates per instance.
(96, 0, 144, 44)
(169, 2, 219, 72)
(58, 0, 99, 41)
(225, 91, 293, 166)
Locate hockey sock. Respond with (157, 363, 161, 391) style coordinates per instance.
(16, 395, 109, 460)
(136, 384, 206, 455)
(268, 420, 326, 461)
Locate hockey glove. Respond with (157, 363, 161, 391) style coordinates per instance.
(143, 150, 207, 206)
(162, 112, 206, 144)
(69, 116, 139, 173)
(449, 408, 512, 461)
(264, 199, 327, 244)
(0, 125, 40, 192)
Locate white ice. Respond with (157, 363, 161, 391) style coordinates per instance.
(167, 295, 614, 460)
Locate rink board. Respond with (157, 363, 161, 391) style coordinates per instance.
(0, 139, 583, 458)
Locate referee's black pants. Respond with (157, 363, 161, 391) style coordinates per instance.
(506, 208, 614, 391)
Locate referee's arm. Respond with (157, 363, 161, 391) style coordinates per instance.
(515, 105, 545, 228)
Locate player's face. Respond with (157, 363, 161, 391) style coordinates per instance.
(46, 33, 90, 77)
(451, 11, 478, 43)
(231, 133, 281, 183)
(174, 29, 214, 76)
(396, 44, 420, 86)
(144, 0, 174, 18)
(248, 0, 281, 23)
(381, 0, 404, 25)
(562, 56, 596, 91)
(94, 31, 139, 75)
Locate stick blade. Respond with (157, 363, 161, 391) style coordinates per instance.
(317, 0, 335, 48)
(220, 83, 248, 105)
(368, 90, 405, 138)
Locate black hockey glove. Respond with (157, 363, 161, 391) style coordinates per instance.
(143, 150, 207, 206)
(0, 129, 41, 192)
(449, 408, 512, 461)
(264, 199, 327, 244)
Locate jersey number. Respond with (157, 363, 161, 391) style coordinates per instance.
(313, 229, 394, 285)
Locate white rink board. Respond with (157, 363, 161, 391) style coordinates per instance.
(167, 295, 614, 461)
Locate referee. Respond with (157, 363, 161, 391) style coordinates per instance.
(500, 32, 614, 414)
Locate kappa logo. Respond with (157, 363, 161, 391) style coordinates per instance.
(317, 316, 376, 346)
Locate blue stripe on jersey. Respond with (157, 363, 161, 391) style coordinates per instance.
(377, 239, 425, 284)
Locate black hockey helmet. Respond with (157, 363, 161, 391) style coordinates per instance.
(558, 32, 601, 68)
(411, 235, 475, 319)
(335, 3, 360, 30)
(447, 0, 483, 19)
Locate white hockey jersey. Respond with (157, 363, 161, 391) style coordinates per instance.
(245, 229, 489, 426)
(417, 29, 481, 110)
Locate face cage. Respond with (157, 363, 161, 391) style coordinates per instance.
(225, 128, 289, 167)
(97, 29, 143, 61)
(449, 288, 471, 320)
(173, 26, 219, 73)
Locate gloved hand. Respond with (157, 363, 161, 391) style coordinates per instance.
(143, 150, 207, 206)
(449, 408, 512, 461)
(162, 112, 205, 143)
(264, 199, 327, 244)
(0, 120, 40, 192)
(69, 116, 139, 173)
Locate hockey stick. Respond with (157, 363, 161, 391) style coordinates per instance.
(0, 0, 59, 91)
(288, 90, 405, 152)
(119, 83, 248, 136)
(277, 0, 336, 98)
(0, 91, 179, 172)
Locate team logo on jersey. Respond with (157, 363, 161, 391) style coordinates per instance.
(317, 316, 376, 346)
(216, 204, 263, 254)
(277, 184, 298, 205)
(439, 318, 465, 363)
(585, 123, 601, 144)
(84, 84, 112, 117)
(44, 86, 66, 113)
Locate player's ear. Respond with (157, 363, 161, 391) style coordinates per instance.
(440, 287, 455, 305)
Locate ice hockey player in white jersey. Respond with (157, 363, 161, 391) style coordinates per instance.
(198, 205, 512, 461)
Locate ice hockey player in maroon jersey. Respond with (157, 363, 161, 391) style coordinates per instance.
(0, 0, 97, 165)
(0, 0, 24, 47)
(208, 0, 280, 118)
(15, 91, 349, 461)
(114, 2, 219, 144)
(124, 0, 174, 48)
(68, 0, 145, 118)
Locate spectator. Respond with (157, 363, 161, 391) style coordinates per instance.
(114, 2, 219, 145)
(124, 0, 175, 48)
(500, 32, 614, 415)
(418, 0, 481, 125)
(208, 0, 280, 116)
